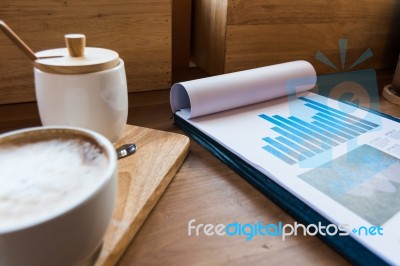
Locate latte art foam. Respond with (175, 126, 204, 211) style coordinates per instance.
(0, 138, 108, 230)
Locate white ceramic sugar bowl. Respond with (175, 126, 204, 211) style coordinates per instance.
(34, 34, 128, 143)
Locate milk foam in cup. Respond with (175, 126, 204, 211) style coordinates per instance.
(0, 136, 107, 230)
(0, 126, 117, 266)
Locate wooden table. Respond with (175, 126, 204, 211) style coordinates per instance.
(1, 72, 399, 265)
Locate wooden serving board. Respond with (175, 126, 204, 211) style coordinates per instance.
(95, 125, 190, 266)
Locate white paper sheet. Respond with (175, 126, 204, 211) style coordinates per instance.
(170, 60, 316, 119)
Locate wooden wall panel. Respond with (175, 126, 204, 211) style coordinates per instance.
(226, 0, 396, 25)
(225, 22, 398, 74)
(192, 0, 228, 75)
(172, 0, 192, 68)
(193, 0, 400, 75)
(0, 0, 171, 104)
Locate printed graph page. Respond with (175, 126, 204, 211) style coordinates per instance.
(176, 91, 400, 264)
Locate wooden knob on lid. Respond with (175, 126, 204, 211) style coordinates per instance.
(65, 34, 86, 57)
(35, 33, 120, 74)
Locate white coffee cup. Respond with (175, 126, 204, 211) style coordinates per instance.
(33, 34, 128, 143)
(0, 126, 117, 266)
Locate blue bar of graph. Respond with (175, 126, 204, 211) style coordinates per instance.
(288, 116, 346, 143)
(262, 145, 296, 165)
(313, 115, 359, 137)
(272, 115, 340, 147)
(299, 97, 379, 128)
(259, 96, 381, 165)
(271, 127, 323, 154)
(276, 136, 315, 157)
(263, 137, 307, 161)
(304, 103, 375, 131)
(312, 121, 353, 140)
(259, 114, 331, 150)
(316, 113, 367, 134)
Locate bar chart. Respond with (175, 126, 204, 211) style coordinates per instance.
(259, 97, 379, 165)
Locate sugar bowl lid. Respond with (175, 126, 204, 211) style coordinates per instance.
(34, 34, 119, 74)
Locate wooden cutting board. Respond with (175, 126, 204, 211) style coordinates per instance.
(94, 125, 190, 266)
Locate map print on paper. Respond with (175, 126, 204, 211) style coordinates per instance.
(299, 144, 400, 225)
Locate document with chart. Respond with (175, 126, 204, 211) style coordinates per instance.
(170, 61, 400, 265)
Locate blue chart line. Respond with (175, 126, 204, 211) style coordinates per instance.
(259, 97, 380, 165)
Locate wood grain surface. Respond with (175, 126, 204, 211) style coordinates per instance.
(192, 0, 228, 75)
(172, 0, 192, 68)
(0, 0, 171, 104)
(95, 125, 189, 266)
(193, 0, 400, 75)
